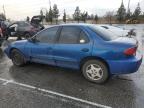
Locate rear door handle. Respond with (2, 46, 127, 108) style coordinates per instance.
(81, 48, 89, 52)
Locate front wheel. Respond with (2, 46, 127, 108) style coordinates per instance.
(11, 49, 25, 66)
(82, 60, 109, 84)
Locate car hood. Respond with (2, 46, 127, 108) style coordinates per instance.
(12, 40, 28, 46)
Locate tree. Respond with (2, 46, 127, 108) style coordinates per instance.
(90, 14, 94, 20)
(133, 3, 141, 20)
(73, 6, 81, 23)
(45, 11, 49, 22)
(81, 11, 88, 23)
(40, 9, 46, 24)
(126, 9, 132, 20)
(105, 11, 114, 24)
(0, 13, 6, 20)
(26, 16, 30, 22)
(142, 12, 144, 18)
(63, 9, 66, 23)
(94, 14, 98, 23)
(53, 4, 59, 24)
(48, 7, 53, 24)
(117, 1, 126, 23)
(143, 12, 144, 17)
(40, 9, 43, 17)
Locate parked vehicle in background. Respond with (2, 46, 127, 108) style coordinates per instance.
(4, 24, 142, 84)
(5, 15, 45, 40)
(0, 27, 3, 46)
(0, 20, 10, 37)
(6, 21, 38, 39)
(0, 20, 9, 46)
(99, 25, 136, 37)
(126, 19, 139, 24)
(30, 15, 45, 30)
(0, 27, 3, 37)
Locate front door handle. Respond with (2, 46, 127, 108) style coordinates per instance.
(81, 48, 89, 52)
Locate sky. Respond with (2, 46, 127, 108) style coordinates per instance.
(0, 0, 143, 20)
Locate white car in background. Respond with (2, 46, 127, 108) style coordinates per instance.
(99, 25, 136, 37)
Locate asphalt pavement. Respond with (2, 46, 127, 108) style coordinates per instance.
(0, 25, 144, 108)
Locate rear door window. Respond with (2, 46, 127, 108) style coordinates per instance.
(58, 26, 81, 44)
(79, 31, 89, 44)
(89, 25, 118, 41)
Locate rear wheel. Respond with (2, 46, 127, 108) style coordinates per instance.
(11, 49, 25, 66)
(82, 59, 109, 84)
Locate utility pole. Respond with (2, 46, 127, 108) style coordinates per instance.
(49, 0, 51, 8)
(127, 0, 130, 11)
(3, 5, 6, 18)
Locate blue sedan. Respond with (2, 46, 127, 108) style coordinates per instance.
(4, 24, 143, 84)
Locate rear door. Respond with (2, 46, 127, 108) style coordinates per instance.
(53, 26, 93, 69)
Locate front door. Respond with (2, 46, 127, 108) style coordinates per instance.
(29, 26, 59, 65)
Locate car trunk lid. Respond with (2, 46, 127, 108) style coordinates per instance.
(112, 37, 138, 56)
(112, 37, 138, 46)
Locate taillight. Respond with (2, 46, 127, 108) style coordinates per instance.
(124, 47, 137, 56)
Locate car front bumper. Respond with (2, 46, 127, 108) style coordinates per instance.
(4, 45, 11, 58)
(107, 52, 143, 75)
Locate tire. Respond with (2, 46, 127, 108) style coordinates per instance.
(5, 36, 9, 40)
(11, 49, 25, 66)
(24, 33, 31, 39)
(82, 59, 109, 84)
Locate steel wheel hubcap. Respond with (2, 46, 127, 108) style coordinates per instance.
(86, 64, 103, 80)
(12, 52, 23, 65)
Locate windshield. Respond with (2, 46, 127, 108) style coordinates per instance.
(88, 25, 119, 41)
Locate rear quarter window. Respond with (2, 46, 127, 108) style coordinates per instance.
(58, 26, 81, 44)
(89, 25, 118, 41)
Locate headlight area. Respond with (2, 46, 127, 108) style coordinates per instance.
(3, 45, 11, 58)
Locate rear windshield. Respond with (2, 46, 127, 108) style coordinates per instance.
(88, 25, 118, 41)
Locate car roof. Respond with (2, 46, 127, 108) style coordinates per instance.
(7, 21, 31, 27)
(46, 23, 97, 28)
(61, 23, 93, 26)
(15, 21, 29, 23)
(45, 24, 112, 31)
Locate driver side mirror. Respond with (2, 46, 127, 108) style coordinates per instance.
(28, 38, 35, 43)
(28, 37, 39, 43)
